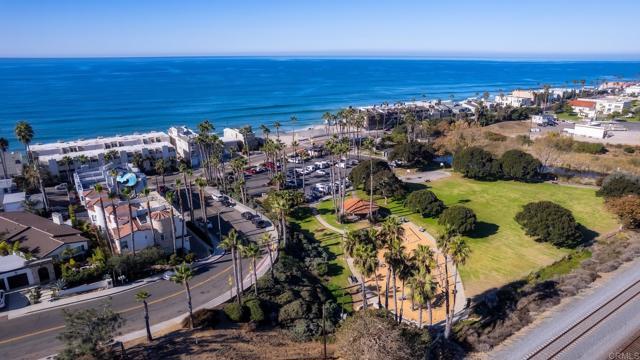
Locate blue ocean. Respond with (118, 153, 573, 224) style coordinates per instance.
(0, 57, 639, 149)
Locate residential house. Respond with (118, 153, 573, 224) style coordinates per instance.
(0, 211, 89, 290)
(0, 151, 24, 179)
(568, 99, 597, 118)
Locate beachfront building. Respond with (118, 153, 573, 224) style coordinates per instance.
(74, 163, 147, 205)
(221, 128, 258, 151)
(494, 94, 533, 107)
(0, 151, 24, 179)
(0, 211, 89, 290)
(168, 126, 201, 167)
(568, 99, 597, 118)
(624, 84, 640, 96)
(84, 190, 188, 254)
(592, 96, 632, 115)
(356, 100, 460, 130)
(30, 131, 176, 178)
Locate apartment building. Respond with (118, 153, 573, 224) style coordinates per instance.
(30, 131, 176, 177)
(168, 126, 201, 167)
(0, 151, 24, 179)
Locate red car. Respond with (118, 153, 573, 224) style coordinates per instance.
(244, 167, 257, 175)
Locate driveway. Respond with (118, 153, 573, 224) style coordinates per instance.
(398, 169, 451, 183)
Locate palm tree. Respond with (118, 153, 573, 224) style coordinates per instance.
(179, 164, 195, 220)
(362, 138, 375, 220)
(108, 191, 122, 244)
(61, 156, 73, 184)
(409, 268, 437, 328)
(0, 137, 8, 179)
(259, 233, 275, 279)
(352, 242, 378, 310)
(121, 187, 137, 256)
(174, 179, 187, 250)
(447, 236, 470, 326)
(94, 184, 114, 255)
(14, 121, 34, 163)
(195, 177, 209, 243)
(381, 217, 404, 320)
(273, 121, 282, 140)
(135, 291, 153, 341)
(171, 262, 194, 329)
(219, 229, 242, 305)
(141, 187, 157, 246)
(243, 242, 260, 297)
(165, 191, 178, 254)
(155, 159, 166, 187)
(396, 253, 414, 323)
(260, 124, 270, 140)
(437, 228, 470, 339)
(270, 192, 290, 246)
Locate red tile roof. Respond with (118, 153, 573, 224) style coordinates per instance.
(569, 100, 596, 109)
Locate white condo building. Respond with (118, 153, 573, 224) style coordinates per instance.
(0, 151, 24, 179)
(168, 126, 201, 167)
(30, 131, 176, 177)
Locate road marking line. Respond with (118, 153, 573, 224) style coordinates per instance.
(0, 264, 232, 347)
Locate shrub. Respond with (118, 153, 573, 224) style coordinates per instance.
(388, 141, 434, 167)
(314, 261, 329, 277)
(107, 246, 165, 281)
(606, 194, 640, 229)
(515, 201, 583, 248)
(453, 147, 501, 180)
(348, 160, 406, 198)
(438, 206, 477, 235)
(516, 134, 534, 146)
(223, 302, 247, 322)
(499, 149, 541, 181)
(290, 319, 321, 341)
(278, 299, 307, 323)
(182, 309, 220, 329)
(483, 131, 507, 142)
(623, 146, 636, 154)
(405, 189, 445, 217)
(597, 172, 640, 198)
(245, 299, 265, 323)
(572, 141, 606, 154)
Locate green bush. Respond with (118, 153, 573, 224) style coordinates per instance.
(624, 146, 636, 154)
(572, 141, 606, 154)
(107, 246, 165, 281)
(183, 309, 220, 329)
(515, 201, 583, 248)
(278, 299, 307, 323)
(223, 302, 247, 322)
(597, 172, 640, 198)
(314, 261, 329, 277)
(245, 299, 265, 323)
(405, 189, 445, 217)
(290, 319, 321, 341)
(499, 149, 542, 181)
(438, 206, 477, 235)
(453, 147, 501, 180)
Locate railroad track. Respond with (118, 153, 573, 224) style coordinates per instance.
(526, 278, 640, 359)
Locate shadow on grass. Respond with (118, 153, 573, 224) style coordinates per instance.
(578, 224, 600, 246)
(468, 221, 500, 239)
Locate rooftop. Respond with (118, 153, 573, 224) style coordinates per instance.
(569, 100, 596, 109)
(343, 198, 379, 216)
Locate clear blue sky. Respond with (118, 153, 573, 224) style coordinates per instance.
(1, 0, 639, 58)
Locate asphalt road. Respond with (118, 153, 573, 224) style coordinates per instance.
(0, 197, 269, 360)
(492, 259, 640, 360)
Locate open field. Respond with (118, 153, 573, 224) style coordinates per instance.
(290, 207, 354, 312)
(319, 175, 618, 297)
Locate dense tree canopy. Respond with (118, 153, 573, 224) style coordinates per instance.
(453, 147, 501, 180)
(515, 201, 583, 248)
(348, 160, 406, 198)
(388, 141, 434, 167)
(405, 189, 445, 217)
(438, 206, 477, 235)
(499, 149, 542, 181)
(597, 172, 640, 198)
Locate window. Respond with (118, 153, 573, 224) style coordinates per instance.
(120, 240, 128, 249)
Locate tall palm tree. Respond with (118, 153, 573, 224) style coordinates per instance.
(61, 156, 73, 184)
(141, 187, 157, 246)
(155, 159, 166, 187)
(14, 121, 34, 163)
(165, 191, 178, 254)
(171, 262, 194, 329)
(259, 233, 275, 279)
(135, 291, 153, 341)
(362, 138, 375, 219)
(260, 124, 270, 140)
(219, 229, 242, 305)
(448, 236, 470, 326)
(179, 164, 194, 220)
(273, 121, 282, 141)
(0, 137, 8, 179)
(174, 179, 187, 250)
(409, 268, 437, 328)
(94, 184, 114, 255)
(270, 192, 290, 247)
(121, 187, 137, 256)
(381, 217, 404, 321)
(437, 228, 470, 339)
(195, 177, 209, 243)
(108, 191, 121, 244)
(352, 242, 378, 310)
(243, 242, 260, 297)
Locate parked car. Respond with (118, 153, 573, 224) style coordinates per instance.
(241, 211, 256, 220)
(54, 183, 67, 191)
(221, 196, 235, 207)
(315, 169, 327, 175)
(314, 161, 329, 169)
(255, 220, 268, 229)
(244, 167, 257, 175)
(162, 270, 175, 280)
(336, 162, 347, 168)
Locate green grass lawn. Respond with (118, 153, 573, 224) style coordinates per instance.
(290, 207, 354, 312)
(316, 198, 368, 232)
(555, 112, 581, 121)
(349, 175, 618, 297)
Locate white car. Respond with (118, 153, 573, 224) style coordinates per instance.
(0, 290, 5, 309)
(162, 270, 175, 280)
(336, 162, 347, 168)
(54, 183, 67, 191)
(315, 169, 327, 175)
